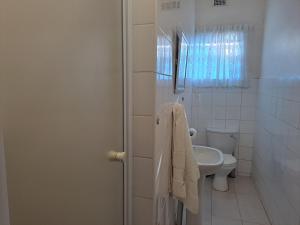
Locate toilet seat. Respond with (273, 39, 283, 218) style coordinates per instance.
(222, 154, 237, 167)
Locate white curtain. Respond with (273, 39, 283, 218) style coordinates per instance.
(189, 24, 249, 87)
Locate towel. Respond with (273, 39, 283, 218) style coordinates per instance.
(155, 104, 175, 225)
(172, 103, 200, 214)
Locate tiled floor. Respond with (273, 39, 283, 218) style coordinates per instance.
(202, 176, 271, 225)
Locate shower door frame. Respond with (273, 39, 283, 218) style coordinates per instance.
(122, 0, 132, 224)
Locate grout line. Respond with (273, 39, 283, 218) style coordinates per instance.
(234, 179, 243, 222)
(252, 178, 273, 225)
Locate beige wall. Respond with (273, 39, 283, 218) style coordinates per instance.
(254, 0, 300, 224)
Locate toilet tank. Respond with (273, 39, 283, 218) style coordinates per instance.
(206, 128, 238, 154)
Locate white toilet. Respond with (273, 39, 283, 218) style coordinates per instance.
(206, 128, 238, 192)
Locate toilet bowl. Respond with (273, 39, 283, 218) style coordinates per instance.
(206, 127, 238, 192)
(213, 154, 237, 191)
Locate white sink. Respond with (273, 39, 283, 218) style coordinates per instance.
(193, 145, 224, 176)
(186, 146, 224, 225)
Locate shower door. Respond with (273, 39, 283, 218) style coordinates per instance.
(0, 0, 124, 225)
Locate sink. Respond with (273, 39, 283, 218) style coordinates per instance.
(193, 145, 224, 175)
(186, 146, 224, 225)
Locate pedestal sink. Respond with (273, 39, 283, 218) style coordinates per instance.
(186, 146, 224, 225)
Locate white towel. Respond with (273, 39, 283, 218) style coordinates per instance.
(155, 104, 175, 225)
(172, 103, 200, 214)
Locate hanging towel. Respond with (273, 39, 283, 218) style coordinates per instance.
(172, 103, 200, 214)
(155, 104, 175, 225)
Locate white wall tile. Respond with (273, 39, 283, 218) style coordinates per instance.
(239, 147, 253, 160)
(133, 157, 153, 198)
(240, 134, 254, 147)
(240, 121, 255, 134)
(242, 93, 257, 107)
(133, 0, 155, 25)
(238, 160, 252, 176)
(192, 92, 212, 106)
(226, 120, 240, 130)
(254, 76, 300, 225)
(133, 73, 155, 115)
(243, 79, 258, 94)
(226, 107, 241, 120)
(277, 100, 300, 127)
(133, 25, 155, 72)
(195, 105, 212, 119)
(213, 92, 226, 106)
(226, 93, 242, 106)
(241, 107, 256, 121)
(210, 119, 226, 129)
(133, 116, 154, 158)
(213, 106, 226, 120)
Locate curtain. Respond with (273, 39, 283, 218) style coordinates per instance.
(189, 24, 249, 87)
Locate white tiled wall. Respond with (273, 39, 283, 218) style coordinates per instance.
(252, 0, 300, 224)
(254, 77, 300, 225)
(131, 1, 156, 225)
(154, 0, 196, 224)
(191, 78, 258, 176)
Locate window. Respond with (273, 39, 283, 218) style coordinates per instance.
(190, 25, 249, 87)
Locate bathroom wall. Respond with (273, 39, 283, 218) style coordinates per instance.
(126, 0, 195, 224)
(253, 0, 300, 224)
(191, 85, 258, 176)
(156, 0, 196, 121)
(131, 0, 156, 225)
(154, 0, 196, 223)
(196, 0, 266, 76)
(190, 0, 266, 176)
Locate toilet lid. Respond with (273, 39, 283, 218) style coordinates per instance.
(223, 154, 237, 165)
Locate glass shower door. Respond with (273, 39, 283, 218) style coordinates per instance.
(0, 0, 124, 225)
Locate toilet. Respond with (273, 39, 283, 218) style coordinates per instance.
(206, 128, 238, 192)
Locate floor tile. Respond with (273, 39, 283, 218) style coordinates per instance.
(237, 194, 270, 225)
(203, 176, 271, 225)
(203, 178, 212, 225)
(212, 191, 241, 220)
(212, 217, 243, 225)
(234, 177, 258, 195)
(227, 178, 237, 193)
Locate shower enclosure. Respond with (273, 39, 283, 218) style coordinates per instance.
(0, 0, 126, 225)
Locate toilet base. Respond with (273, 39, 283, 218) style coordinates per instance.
(213, 175, 228, 192)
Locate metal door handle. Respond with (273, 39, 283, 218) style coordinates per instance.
(107, 151, 126, 162)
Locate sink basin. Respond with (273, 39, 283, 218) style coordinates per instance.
(193, 145, 224, 176)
